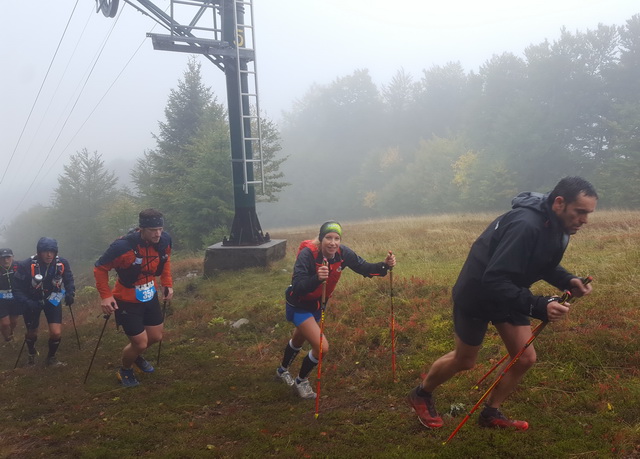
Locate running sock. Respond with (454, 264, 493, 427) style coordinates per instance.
(48, 338, 61, 357)
(481, 405, 499, 417)
(281, 339, 302, 369)
(298, 350, 318, 380)
(26, 337, 37, 354)
(417, 387, 432, 398)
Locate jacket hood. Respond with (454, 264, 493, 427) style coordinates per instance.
(511, 191, 550, 214)
(37, 237, 58, 253)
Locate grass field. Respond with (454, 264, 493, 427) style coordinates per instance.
(1, 210, 640, 458)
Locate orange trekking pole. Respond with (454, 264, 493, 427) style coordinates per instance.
(443, 318, 551, 445)
(472, 322, 545, 390)
(314, 258, 329, 419)
(472, 276, 592, 390)
(445, 289, 577, 445)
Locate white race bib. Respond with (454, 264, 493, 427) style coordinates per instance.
(48, 288, 65, 307)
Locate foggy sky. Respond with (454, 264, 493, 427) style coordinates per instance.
(1, 0, 638, 232)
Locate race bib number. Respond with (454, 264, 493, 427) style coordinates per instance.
(48, 288, 65, 307)
(0, 290, 13, 299)
(135, 281, 156, 302)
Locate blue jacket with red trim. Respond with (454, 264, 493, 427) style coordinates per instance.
(285, 240, 389, 312)
(13, 255, 75, 310)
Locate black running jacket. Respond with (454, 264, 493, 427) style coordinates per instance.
(452, 191, 578, 322)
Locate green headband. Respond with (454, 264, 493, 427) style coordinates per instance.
(319, 221, 342, 240)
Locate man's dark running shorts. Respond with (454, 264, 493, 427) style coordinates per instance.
(114, 294, 163, 336)
(453, 302, 530, 346)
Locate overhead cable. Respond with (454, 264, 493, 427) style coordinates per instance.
(8, 4, 125, 219)
(1, 0, 82, 185)
(14, 6, 95, 178)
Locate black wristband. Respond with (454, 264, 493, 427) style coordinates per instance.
(528, 296, 553, 322)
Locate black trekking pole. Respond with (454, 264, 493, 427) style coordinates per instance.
(68, 305, 81, 350)
(13, 338, 26, 369)
(156, 287, 169, 366)
(388, 251, 397, 383)
(84, 314, 111, 384)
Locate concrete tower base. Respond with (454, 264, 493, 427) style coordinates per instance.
(203, 239, 287, 276)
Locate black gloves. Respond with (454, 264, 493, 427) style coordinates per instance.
(65, 294, 75, 307)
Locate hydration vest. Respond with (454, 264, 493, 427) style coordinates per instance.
(30, 255, 65, 293)
(295, 240, 343, 304)
(0, 262, 18, 291)
(115, 231, 169, 288)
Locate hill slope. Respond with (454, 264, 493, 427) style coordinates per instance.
(1, 211, 640, 458)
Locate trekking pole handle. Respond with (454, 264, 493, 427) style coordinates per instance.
(558, 290, 572, 304)
(321, 258, 328, 308)
(565, 276, 593, 306)
(555, 276, 592, 304)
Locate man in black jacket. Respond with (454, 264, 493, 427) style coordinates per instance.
(0, 248, 21, 343)
(13, 238, 75, 367)
(408, 176, 597, 431)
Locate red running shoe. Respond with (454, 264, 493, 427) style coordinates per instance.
(407, 386, 444, 429)
(478, 409, 529, 430)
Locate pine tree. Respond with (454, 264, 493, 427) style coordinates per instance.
(52, 148, 118, 262)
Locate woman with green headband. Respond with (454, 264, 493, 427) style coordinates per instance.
(276, 221, 396, 399)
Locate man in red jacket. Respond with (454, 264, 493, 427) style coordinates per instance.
(94, 209, 173, 387)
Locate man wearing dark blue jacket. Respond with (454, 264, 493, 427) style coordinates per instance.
(13, 237, 75, 367)
(408, 176, 597, 431)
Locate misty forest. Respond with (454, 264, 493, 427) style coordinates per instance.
(3, 15, 640, 265)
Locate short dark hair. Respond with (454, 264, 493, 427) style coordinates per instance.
(548, 176, 598, 205)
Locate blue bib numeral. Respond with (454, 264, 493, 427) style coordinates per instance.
(135, 281, 156, 302)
